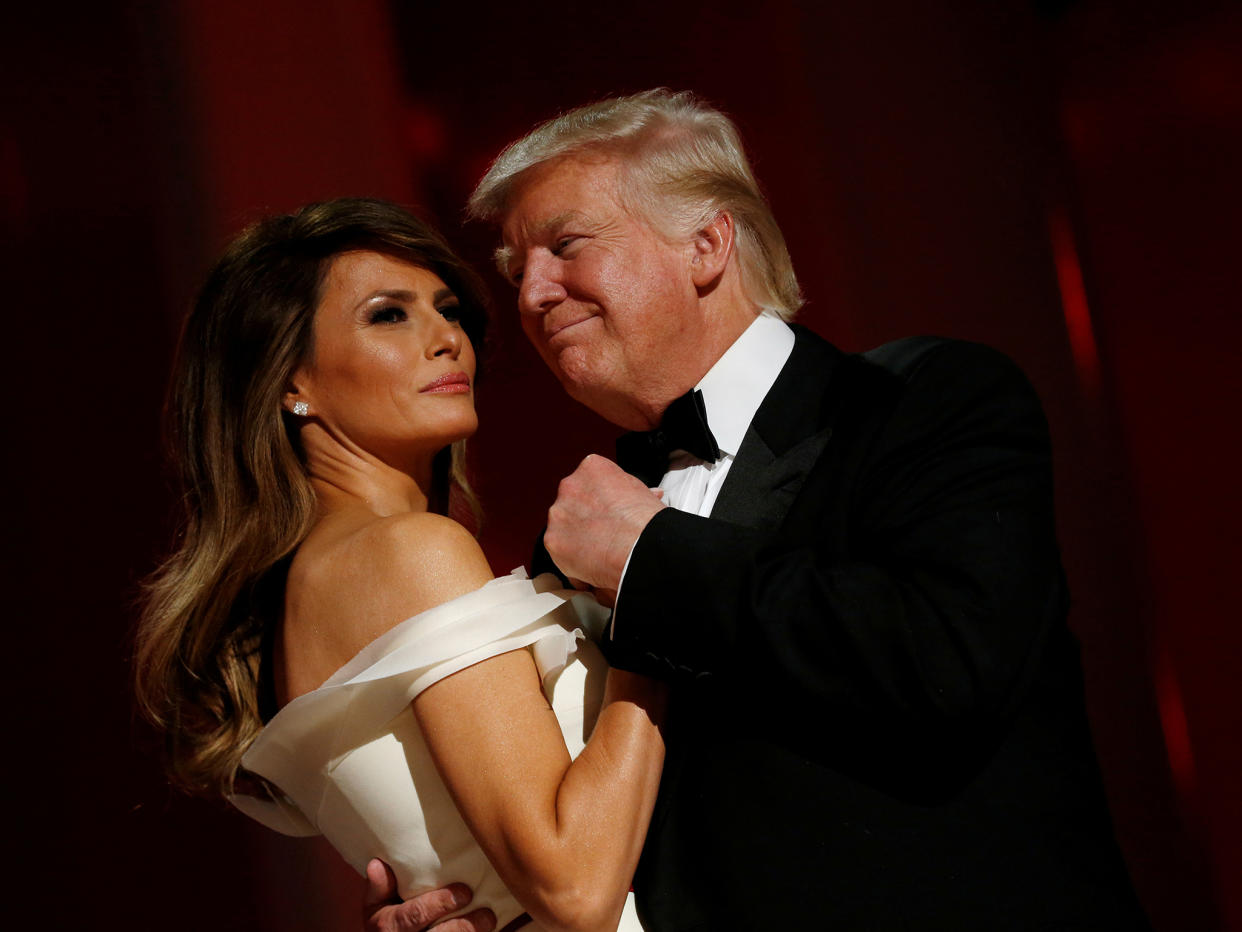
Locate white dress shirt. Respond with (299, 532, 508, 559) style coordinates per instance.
(613, 312, 795, 622)
(656, 312, 796, 516)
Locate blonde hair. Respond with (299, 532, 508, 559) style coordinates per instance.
(134, 198, 487, 798)
(468, 88, 802, 319)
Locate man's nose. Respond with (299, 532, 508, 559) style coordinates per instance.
(518, 253, 566, 316)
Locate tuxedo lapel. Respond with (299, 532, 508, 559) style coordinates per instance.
(709, 427, 777, 527)
(710, 326, 843, 531)
(711, 425, 833, 530)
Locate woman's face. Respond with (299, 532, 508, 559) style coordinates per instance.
(292, 250, 478, 475)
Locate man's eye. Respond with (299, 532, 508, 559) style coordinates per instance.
(553, 235, 579, 255)
(370, 306, 407, 324)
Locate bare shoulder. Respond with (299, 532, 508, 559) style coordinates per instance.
(350, 512, 494, 614)
(282, 512, 494, 697)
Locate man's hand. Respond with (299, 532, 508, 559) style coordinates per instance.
(363, 860, 496, 932)
(545, 455, 666, 593)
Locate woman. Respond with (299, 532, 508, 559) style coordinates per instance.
(134, 198, 664, 932)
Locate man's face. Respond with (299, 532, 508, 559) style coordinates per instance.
(499, 156, 701, 429)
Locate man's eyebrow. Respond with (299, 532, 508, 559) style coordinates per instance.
(495, 211, 586, 278)
(494, 245, 514, 277)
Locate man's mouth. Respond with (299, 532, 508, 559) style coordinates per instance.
(546, 314, 596, 341)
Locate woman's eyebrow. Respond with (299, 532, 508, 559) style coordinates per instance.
(354, 288, 415, 310)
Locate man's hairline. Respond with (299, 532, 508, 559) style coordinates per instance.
(484, 154, 706, 283)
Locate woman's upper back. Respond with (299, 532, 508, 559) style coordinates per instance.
(277, 508, 493, 705)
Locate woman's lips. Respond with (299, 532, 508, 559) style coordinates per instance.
(419, 372, 471, 393)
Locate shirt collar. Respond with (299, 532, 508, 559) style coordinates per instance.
(695, 312, 795, 458)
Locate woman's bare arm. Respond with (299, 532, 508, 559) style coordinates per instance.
(340, 512, 666, 932)
(416, 651, 664, 932)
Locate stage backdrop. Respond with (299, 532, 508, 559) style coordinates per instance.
(5, 0, 1237, 928)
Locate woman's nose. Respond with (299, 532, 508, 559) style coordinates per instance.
(428, 316, 462, 358)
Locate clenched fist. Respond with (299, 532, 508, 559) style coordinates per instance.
(544, 455, 666, 593)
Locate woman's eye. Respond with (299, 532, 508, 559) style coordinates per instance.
(437, 303, 463, 323)
(370, 306, 407, 324)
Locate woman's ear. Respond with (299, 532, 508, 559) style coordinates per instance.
(690, 211, 736, 289)
(282, 372, 312, 417)
(283, 395, 310, 417)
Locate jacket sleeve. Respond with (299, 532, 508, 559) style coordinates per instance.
(608, 340, 1068, 739)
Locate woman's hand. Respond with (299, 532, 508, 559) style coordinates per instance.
(363, 860, 496, 932)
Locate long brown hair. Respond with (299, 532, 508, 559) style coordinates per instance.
(134, 198, 489, 798)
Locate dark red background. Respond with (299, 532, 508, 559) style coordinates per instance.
(5, 1, 1238, 929)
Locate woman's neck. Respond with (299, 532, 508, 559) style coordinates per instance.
(310, 469, 428, 517)
(300, 423, 434, 517)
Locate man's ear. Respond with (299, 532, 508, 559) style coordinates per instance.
(690, 211, 735, 289)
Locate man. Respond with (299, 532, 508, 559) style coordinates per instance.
(372, 90, 1148, 930)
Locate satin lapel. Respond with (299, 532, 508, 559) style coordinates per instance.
(710, 326, 843, 531)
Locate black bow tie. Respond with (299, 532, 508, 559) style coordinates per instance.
(615, 389, 721, 484)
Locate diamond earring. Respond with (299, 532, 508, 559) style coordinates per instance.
(292, 400, 309, 416)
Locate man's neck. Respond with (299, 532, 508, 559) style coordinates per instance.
(646, 305, 760, 425)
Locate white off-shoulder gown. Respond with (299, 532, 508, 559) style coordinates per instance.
(230, 571, 644, 931)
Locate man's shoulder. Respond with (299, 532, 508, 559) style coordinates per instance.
(786, 328, 1013, 378)
(860, 334, 950, 374)
(859, 335, 1018, 382)
(845, 336, 1035, 414)
(778, 328, 1035, 424)
(850, 336, 1047, 443)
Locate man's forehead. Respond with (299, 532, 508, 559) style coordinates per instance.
(502, 157, 620, 226)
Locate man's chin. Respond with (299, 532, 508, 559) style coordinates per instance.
(550, 353, 602, 401)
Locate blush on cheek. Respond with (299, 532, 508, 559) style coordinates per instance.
(365, 342, 406, 369)
(360, 349, 410, 390)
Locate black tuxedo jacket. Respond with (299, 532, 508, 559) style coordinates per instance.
(607, 327, 1148, 930)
